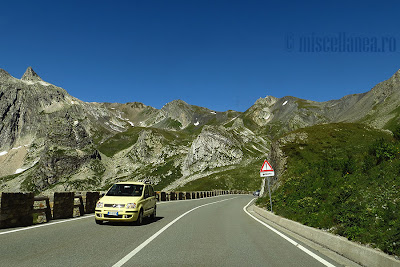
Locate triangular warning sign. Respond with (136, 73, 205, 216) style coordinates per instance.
(260, 160, 274, 172)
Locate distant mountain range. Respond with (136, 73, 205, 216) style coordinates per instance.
(0, 66, 399, 193)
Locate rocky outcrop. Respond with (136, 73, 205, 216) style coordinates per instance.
(21, 66, 43, 82)
(0, 67, 128, 192)
(268, 131, 308, 189)
(182, 126, 243, 175)
(129, 130, 165, 165)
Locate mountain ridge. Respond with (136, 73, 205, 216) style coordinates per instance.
(0, 66, 399, 193)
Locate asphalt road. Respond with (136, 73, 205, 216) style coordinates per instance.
(0, 195, 344, 267)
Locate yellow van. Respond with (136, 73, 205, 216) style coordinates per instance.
(95, 181, 156, 225)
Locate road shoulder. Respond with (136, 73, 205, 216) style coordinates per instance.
(246, 202, 362, 267)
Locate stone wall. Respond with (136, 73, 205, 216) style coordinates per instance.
(85, 192, 100, 213)
(0, 193, 34, 229)
(53, 192, 74, 219)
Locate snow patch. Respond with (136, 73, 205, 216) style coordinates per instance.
(0, 151, 8, 156)
(106, 121, 124, 132)
(224, 116, 239, 126)
(22, 80, 34, 85)
(111, 108, 115, 110)
(15, 168, 26, 174)
(265, 114, 270, 120)
(73, 120, 79, 126)
(71, 101, 75, 104)
(127, 121, 134, 127)
(282, 101, 288, 106)
(194, 121, 200, 126)
(12, 146, 22, 150)
(38, 81, 50, 86)
(211, 111, 216, 114)
(252, 145, 264, 153)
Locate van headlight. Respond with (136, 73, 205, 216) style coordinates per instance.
(126, 203, 136, 209)
(96, 202, 104, 208)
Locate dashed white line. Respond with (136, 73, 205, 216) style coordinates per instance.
(243, 199, 336, 267)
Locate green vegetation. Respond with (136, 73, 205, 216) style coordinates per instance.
(384, 105, 400, 133)
(177, 160, 262, 191)
(256, 123, 400, 256)
(20, 174, 40, 194)
(98, 127, 144, 157)
(164, 118, 182, 130)
(242, 114, 260, 132)
(152, 158, 182, 191)
(0, 173, 21, 184)
(67, 175, 102, 190)
(295, 99, 319, 109)
(98, 127, 191, 157)
(182, 124, 204, 136)
(90, 159, 106, 176)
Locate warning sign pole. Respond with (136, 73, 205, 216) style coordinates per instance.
(260, 159, 274, 212)
(267, 176, 272, 212)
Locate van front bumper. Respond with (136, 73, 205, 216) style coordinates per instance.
(95, 209, 139, 222)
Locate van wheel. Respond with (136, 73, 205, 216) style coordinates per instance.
(95, 219, 103, 225)
(136, 210, 143, 225)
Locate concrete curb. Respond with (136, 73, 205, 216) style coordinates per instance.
(252, 205, 400, 267)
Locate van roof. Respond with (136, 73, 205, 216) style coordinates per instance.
(114, 181, 151, 186)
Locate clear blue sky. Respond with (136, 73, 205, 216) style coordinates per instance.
(1, 0, 400, 112)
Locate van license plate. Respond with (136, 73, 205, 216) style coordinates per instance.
(108, 211, 118, 216)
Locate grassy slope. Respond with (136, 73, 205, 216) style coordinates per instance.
(177, 159, 262, 191)
(257, 123, 400, 256)
(98, 126, 191, 157)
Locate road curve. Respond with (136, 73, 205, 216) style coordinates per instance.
(0, 195, 342, 267)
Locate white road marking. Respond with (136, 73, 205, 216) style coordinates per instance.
(243, 199, 336, 267)
(112, 197, 237, 267)
(0, 215, 94, 236)
(0, 195, 234, 235)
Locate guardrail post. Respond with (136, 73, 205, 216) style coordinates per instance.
(161, 192, 167, 201)
(185, 192, 191, 200)
(85, 192, 100, 213)
(33, 196, 52, 222)
(0, 192, 34, 229)
(75, 195, 85, 216)
(170, 192, 176, 201)
(155, 191, 161, 202)
(53, 192, 74, 220)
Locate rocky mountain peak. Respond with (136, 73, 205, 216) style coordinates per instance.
(163, 99, 189, 109)
(0, 68, 13, 80)
(390, 69, 400, 84)
(254, 95, 278, 106)
(21, 66, 43, 82)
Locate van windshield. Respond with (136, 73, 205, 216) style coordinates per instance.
(106, 184, 143, 196)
